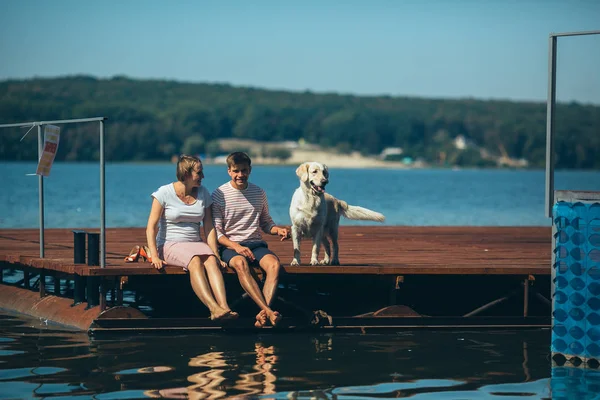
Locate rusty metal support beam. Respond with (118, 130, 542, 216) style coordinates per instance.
(535, 291, 551, 306)
(463, 286, 522, 317)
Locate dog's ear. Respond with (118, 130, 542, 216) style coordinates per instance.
(296, 162, 309, 182)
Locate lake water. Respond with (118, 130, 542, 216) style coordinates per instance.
(0, 311, 564, 400)
(1, 162, 599, 229)
(2, 163, 600, 399)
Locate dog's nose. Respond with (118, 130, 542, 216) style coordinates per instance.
(322, 178, 329, 185)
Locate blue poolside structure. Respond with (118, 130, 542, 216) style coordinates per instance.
(551, 191, 600, 368)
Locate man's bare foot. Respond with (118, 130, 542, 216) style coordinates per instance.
(267, 311, 282, 326)
(254, 310, 267, 327)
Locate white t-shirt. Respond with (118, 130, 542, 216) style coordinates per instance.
(151, 183, 213, 246)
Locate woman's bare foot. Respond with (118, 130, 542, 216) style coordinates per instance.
(255, 310, 267, 327)
(210, 308, 231, 321)
(222, 310, 239, 320)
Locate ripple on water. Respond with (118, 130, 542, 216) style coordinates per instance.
(0, 349, 25, 356)
(94, 389, 161, 399)
(332, 379, 466, 395)
(115, 365, 174, 375)
(0, 366, 67, 381)
(33, 382, 88, 396)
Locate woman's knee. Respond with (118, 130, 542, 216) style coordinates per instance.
(187, 255, 203, 272)
(201, 255, 218, 268)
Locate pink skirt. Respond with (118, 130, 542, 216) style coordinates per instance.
(159, 241, 215, 271)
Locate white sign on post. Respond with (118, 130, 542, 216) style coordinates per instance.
(36, 125, 60, 177)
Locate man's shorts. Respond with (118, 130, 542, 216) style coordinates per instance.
(220, 240, 276, 266)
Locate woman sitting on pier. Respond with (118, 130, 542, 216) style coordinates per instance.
(145, 154, 238, 321)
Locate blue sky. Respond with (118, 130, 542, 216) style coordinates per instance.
(1, 0, 599, 104)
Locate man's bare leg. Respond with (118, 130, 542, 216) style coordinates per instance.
(259, 255, 280, 306)
(258, 255, 282, 326)
(229, 256, 276, 326)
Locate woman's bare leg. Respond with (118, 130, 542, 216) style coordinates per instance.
(187, 256, 228, 319)
(202, 255, 236, 315)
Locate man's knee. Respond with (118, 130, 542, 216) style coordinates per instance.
(230, 257, 251, 275)
(261, 255, 281, 275)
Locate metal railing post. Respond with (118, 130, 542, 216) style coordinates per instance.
(37, 124, 45, 257)
(544, 34, 557, 218)
(99, 120, 106, 268)
(1, 117, 108, 259)
(544, 30, 600, 218)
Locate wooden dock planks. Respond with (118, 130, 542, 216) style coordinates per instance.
(0, 226, 552, 276)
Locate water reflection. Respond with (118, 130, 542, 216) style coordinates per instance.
(2, 311, 590, 399)
(235, 343, 278, 396)
(144, 343, 280, 399)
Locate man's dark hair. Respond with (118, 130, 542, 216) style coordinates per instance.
(226, 152, 252, 168)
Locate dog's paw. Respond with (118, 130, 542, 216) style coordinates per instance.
(318, 259, 330, 266)
(330, 259, 340, 266)
(290, 259, 300, 266)
(309, 259, 319, 266)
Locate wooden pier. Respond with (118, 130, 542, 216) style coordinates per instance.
(0, 226, 552, 333)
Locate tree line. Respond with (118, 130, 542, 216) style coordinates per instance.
(0, 76, 598, 168)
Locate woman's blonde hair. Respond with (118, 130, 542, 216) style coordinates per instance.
(176, 155, 201, 182)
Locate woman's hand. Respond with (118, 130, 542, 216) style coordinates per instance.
(216, 257, 228, 269)
(151, 257, 167, 270)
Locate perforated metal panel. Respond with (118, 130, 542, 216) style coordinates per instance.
(552, 191, 600, 367)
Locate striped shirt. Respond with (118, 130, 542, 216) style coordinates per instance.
(211, 181, 276, 242)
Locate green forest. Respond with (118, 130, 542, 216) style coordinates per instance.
(1, 76, 599, 168)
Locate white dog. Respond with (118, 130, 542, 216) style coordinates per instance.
(289, 162, 385, 266)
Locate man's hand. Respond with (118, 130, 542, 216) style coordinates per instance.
(235, 244, 256, 261)
(275, 227, 290, 241)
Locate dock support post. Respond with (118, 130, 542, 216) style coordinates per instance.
(73, 275, 85, 306)
(99, 280, 107, 311)
(117, 276, 127, 306)
(53, 276, 60, 296)
(523, 277, 529, 317)
(389, 276, 404, 306)
(86, 277, 100, 308)
(39, 271, 46, 298)
(24, 271, 30, 289)
(73, 230, 86, 264)
(87, 233, 100, 266)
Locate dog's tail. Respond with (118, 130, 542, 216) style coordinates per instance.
(339, 200, 385, 222)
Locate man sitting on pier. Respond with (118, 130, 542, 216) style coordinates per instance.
(211, 152, 290, 327)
